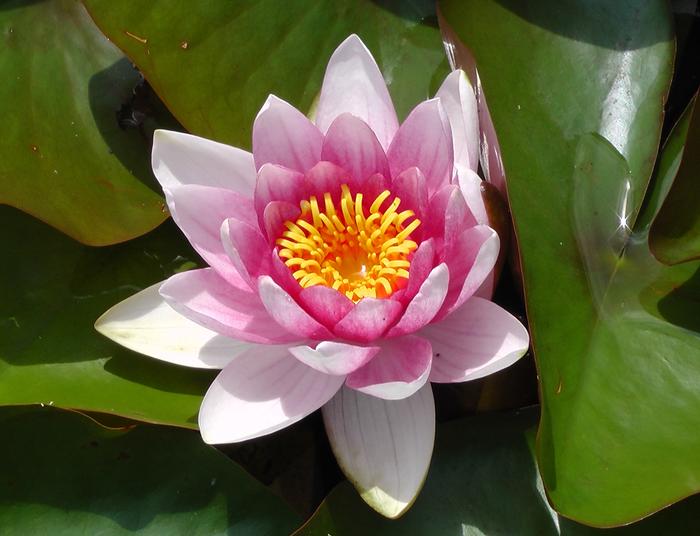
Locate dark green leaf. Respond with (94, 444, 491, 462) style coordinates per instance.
(0, 406, 300, 534)
(439, 0, 700, 526)
(0, 204, 214, 428)
(81, 0, 450, 149)
(0, 0, 169, 245)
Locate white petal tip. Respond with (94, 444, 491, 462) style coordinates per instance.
(361, 487, 412, 519)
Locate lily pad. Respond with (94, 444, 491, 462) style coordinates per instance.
(81, 0, 450, 149)
(0, 204, 213, 428)
(439, 0, 700, 526)
(0, 406, 300, 534)
(0, 0, 168, 245)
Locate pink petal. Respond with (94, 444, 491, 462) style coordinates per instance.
(437, 225, 499, 319)
(386, 264, 449, 337)
(289, 341, 380, 376)
(425, 297, 529, 382)
(346, 335, 432, 400)
(387, 99, 453, 195)
(304, 161, 347, 201)
(166, 185, 255, 290)
(403, 238, 436, 303)
(257, 276, 333, 340)
(425, 184, 477, 243)
(269, 251, 303, 298)
(298, 285, 354, 328)
(252, 95, 323, 173)
(435, 70, 480, 172)
(315, 34, 399, 151)
(456, 165, 489, 225)
(321, 113, 390, 190)
(220, 218, 272, 287)
(322, 385, 435, 518)
(390, 167, 429, 222)
(159, 268, 299, 344)
(333, 298, 403, 343)
(152, 130, 256, 196)
(478, 83, 507, 195)
(262, 201, 300, 243)
(254, 164, 306, 224)
(199, 345, 345, 443)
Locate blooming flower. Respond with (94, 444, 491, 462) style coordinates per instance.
(96, 35, 529, 518)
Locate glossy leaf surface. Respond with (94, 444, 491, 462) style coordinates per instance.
(439, 0, 700, 526)
(0, 0, 167, 245)
(0, 407, 300, 534)
(82, 0, 450, 149)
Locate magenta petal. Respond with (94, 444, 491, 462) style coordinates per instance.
(387, 99, 453, 195)
(258, 276, 333, 340)
(298, 286, 354, 329)
(386, 264, 449, 337)
(316, 35, 399, 151)
(437, 225, 499, 319)
(263, 201, 300, 243)
(304, 161, 347, 201)
(221, 218, 272, 286)
(289, 341, 380, 376)
(270, 251, 303, 298)
(321, 113, 390, 190)
(166, 185, 255, 290)
(252, 95, 323, 173)
(159, 268, 299, 344)
(346, 335, 432, 400)
(199, 345, 345, 444)
(425, 297, 529, 383)
(254, 164, 306, 223)
(333, 298, 403, 343)
(390, 167, 429, 222)
(403, 238, 436, 303)
(425, 184, 477, 243)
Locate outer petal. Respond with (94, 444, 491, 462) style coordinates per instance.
(345, 335, 432, 400)
(387, 99, 453, 194)
(322, 384, 435, 518)
(152, 129, 256, 196)
(252, 95, 323, 173)
(321, 113, 390, 190)
(425, 297, 529, 382)
(160, 268, 300, 344)
(289, 341, 380, 376)
(167, 185, 255, 290)
(425, 184, 477, 243)
(438, 225, 500, 318)
(257, 276, 333, 340)
(95, 283, 249, 369)
(200, 345, 345, 444)
(435, 70, 480, 172)
(386, 264, 449, 337)
(315, 34, 399, 151)
(456, 164, 489, 225)
(333, 298, 403, 343)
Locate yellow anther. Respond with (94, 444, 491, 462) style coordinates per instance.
(275, 184, 421, 302)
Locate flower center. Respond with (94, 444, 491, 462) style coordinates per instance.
(276, 184, 421, 302)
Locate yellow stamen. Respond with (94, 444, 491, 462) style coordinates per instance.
(275, 184, 421, 302)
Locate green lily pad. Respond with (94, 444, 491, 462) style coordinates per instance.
(81, 0, 450, 149)
(650, 95, 700, 264)
(0, 406, 300, 534)
(297, 408, 700, 535)
(0, 0, 168, 246)
(439, 0, 700, 526)
(0, 204, 213, 428)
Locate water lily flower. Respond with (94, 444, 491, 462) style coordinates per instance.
(96, 34, 529, 518)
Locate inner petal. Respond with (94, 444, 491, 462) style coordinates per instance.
(276, 184, 421, 302)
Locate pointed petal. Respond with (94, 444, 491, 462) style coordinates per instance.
(220, 218, 272, 286)
(346, 335, 432, 400)
(166, 185, 254, 290)
(252, 95, 323, 173)
(200, 346, 345, 443)
(387, 99, 453, 194)
(403, 238, 435, 303)
(390, 167, 429, 222)
(333, 298, 403, 343)
(425, 297, 529, 382)
(322, 384, 435, 518)
(159, 268, 299, 344)
(152, 129, 256, 196)
(298, 285, 354, 328)
(257, 276, 333, 340)
(254, 164, 306, 223)
(321, 113, 390, 190)
(435, 70, 480, 172)
(316, 34, 399, 151)
(386, 264, 449, 337)
(456, 164, 488, 225)
(263, 201, 300, 243)
(289, 341, 380, 376)
(425, 184, 477, 243)
(95, 283, 250, 369)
